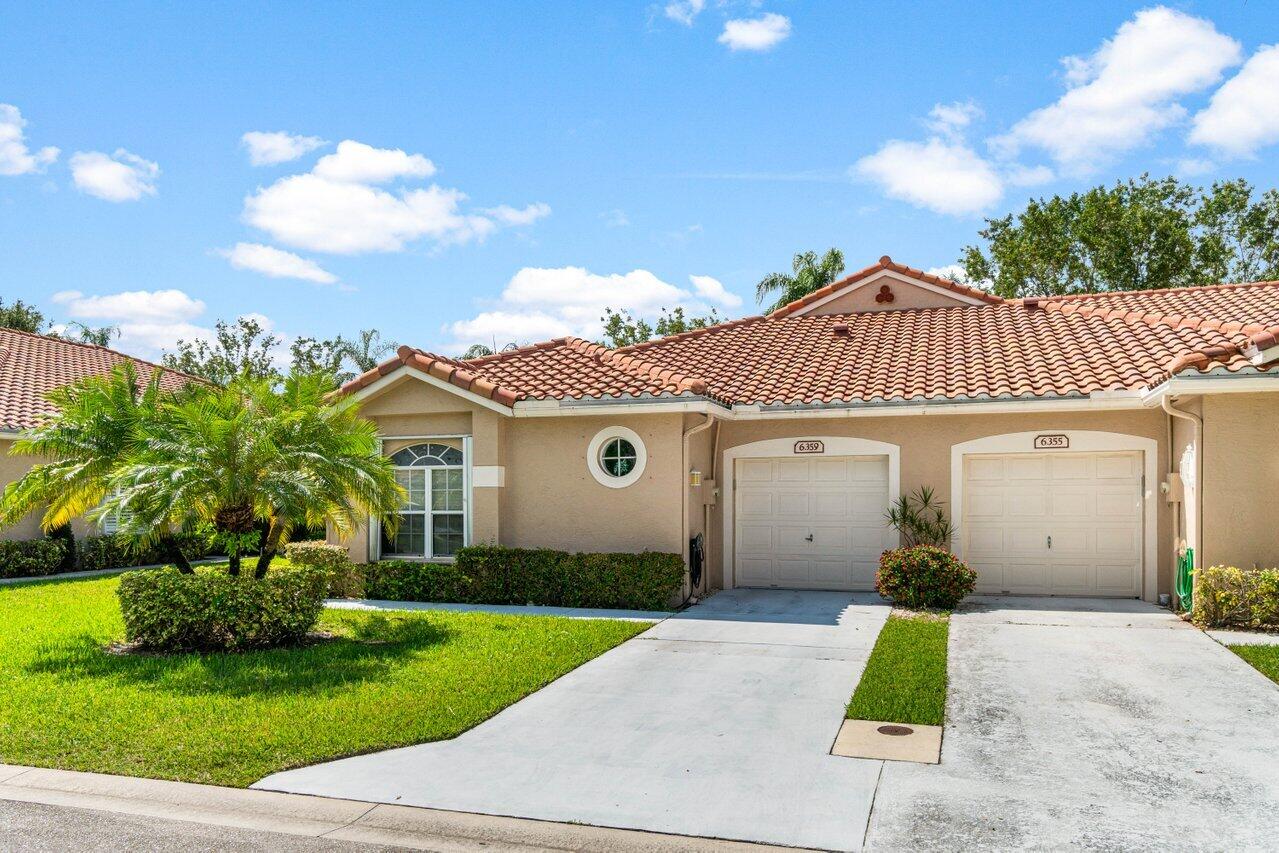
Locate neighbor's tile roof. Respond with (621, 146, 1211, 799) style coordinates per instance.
(340, 267, 1279, 409)
(0, 328, 193, 432)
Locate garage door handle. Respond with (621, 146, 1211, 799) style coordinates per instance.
(805, 534, 814, 542)
(1047, 535, 1052, 549)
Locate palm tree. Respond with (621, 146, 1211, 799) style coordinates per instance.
(0, 363, 196, 572)
(344, 329, 398, 373)
(103, 372, 404, 577)
(755, 248, 846, 313)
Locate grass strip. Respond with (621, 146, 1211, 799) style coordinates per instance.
(846, 612, 949, 726)
(1229, 644, 1279, 685)
(0, 569, 646, 787)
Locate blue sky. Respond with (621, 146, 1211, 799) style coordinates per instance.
(2, 1, 1277, 361)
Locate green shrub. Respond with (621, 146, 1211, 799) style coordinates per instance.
(1192, 565, 1279, 630)
(876, 545, 976, 610)
(0, 538, 68, 579)
(117, 565, 329, 652)
(77, 532, 213, 573)
(284, 540, 363, 598)
(364, 546, 684, 611)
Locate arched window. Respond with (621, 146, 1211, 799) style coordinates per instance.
(382, 442, 466, 559)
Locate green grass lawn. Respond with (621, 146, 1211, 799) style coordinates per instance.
(1229, 644, 1279, 685)
(846, 612, 949, 727)
(0, 570, 647, 787)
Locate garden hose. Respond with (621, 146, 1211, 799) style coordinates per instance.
(1176, 547, 1194, 612)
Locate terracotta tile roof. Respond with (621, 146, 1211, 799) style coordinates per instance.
(340, 340, 710, 404)
(767, 255, 1006, 319)
(0, 328, 194, 432)
(342, 269, 1279, 411)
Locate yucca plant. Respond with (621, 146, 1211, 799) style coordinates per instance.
(885, 486, 955, 548)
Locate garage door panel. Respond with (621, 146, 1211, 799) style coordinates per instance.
(776, 492, 811, 516)
(739, 460, 774, 482)
(776, 460, 810, 482)
(1049, 490, 1091, 518)
(738, 524, 773, 551)
(813, 458, 849, 481)
(962, 450, 1141, 598)
(735, 454, 889, 592)
(967, 490, 1004, 517)
(740, 492, 773, 516)
(813, 492, 849, 518)
(1007, 491, 1048, 518)
(1096, 491, 1139, 518)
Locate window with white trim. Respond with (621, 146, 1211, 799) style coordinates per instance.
(586, 426, 647, 488)
(100, 489, 131, 535)
(381, 442, 466, 559)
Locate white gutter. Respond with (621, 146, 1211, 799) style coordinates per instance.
(516, 390, 1149, 420)
(1142, 370, 1279, 405)
(1160, 396, 1203, 595)
(680, 414, 715, 601)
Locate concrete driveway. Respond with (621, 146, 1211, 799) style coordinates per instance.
(257, 589, 892, 851)
(867, 597, 1279, 851)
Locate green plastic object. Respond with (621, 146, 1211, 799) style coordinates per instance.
(1176, 547, 1195, 612)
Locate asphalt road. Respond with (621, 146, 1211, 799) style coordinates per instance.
(0, 800, 401, 852)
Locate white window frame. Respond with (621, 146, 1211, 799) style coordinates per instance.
(586, 426, 647, 488)
(371, 435, 473, 562)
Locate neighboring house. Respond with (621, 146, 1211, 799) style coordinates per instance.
(338, 256, 1279, 604)
(0, 327, 191, 540)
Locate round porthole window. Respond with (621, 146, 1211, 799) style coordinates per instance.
(587, 427, 647, 488)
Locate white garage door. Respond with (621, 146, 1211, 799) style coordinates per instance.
(735, 455, 892, 591)
(962, 451, 1143, 597)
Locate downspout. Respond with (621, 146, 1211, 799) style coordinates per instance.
(1161, 395, 1202, 608)
(681, 413, 715, 602)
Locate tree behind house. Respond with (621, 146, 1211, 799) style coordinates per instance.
(599, 306, 722, 348)
(755, 248, 846, 313)
(962, 175, 1279, 298)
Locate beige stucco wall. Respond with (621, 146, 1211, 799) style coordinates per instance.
(709, 408, 1173, 596)
(805, 277, 972, 315)
(340, 375, 686, 562)
(1202, 392, 1279, 570)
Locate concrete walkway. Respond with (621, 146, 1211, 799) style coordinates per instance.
(866, 597, 1279, 850)
(326, 598, 670, 622)
(258, 589, 892, 851)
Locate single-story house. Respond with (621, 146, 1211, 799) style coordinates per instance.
(0, 327, 191, 540)
(337, 257, 1279, 604)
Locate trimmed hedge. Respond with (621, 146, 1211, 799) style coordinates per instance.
(1192, 565, 1279, 630)
(78, 532, 213, 573)
(284, 540, 363, 598)
(364, 545, 684, 611)
(876, 545, 977, 610)
(117, 566, 329, 652)
(0, 538, 68, 579)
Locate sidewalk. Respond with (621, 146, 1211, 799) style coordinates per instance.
(327, 598, 672, 622)
(0, 764, 793, 852)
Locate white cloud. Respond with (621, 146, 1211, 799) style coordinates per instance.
(601, 209, 630, 227)
(312, 140, 435, 184)
(1004, 163, 1055, 187)
(241, 131, 326, 166)
(1189, 44, 1279, 158)
(445, 266, 743, 351)
(53, 288, 205, 323)
(690, 274, 742, 307)
(925, 101, 982, 140)
(481, 202, 552, 226)
(0, 104, 59, 176)
(994, 6, 1241, 173)
(1175, 157, 1217, 177)
(718, 13, 791, 52)
(854, 137, 1003, 216)
(663, 0, 705, 26)
(245, 174, 495, 253)
(241, 139, 545, 254)
(219, 242, 338, 284)
(70, 149, 159, 202)
(924, 264, 967, 282)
